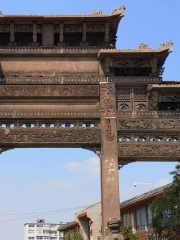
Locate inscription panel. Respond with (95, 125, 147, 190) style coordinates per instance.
(0, 128, 100, 145)
(0, 85, 99, 98)
(118, 119, 180, 131)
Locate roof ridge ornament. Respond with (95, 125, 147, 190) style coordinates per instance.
(139, 43, 151, 50)
(112, 5, 126, 16)
(160, 41, 173, 52)
(92, 10, 103, 16)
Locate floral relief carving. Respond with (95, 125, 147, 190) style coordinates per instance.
(0, 128, 100, 144)
(0, 85, 99, 98)
(118, 119, 180, 130)
(118, 144, 180, 157)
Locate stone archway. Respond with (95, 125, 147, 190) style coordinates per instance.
(0, 6, 179, 240)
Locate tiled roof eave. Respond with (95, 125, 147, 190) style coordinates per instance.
(0, 13, 123, 19)
(98, 48, 171, 58)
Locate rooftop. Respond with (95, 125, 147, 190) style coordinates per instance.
(121, 183, 171, 209)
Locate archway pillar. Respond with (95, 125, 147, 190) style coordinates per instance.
(100, 83, 121, 238)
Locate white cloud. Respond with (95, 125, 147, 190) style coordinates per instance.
(65, 157, 100, 178)
(35, 158, 100, 190)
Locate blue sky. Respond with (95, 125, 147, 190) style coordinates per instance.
(0, 0, 180, 240)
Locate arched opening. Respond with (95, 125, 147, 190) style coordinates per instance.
(0, 148, 101, 240)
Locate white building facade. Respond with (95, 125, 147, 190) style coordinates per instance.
(24, 219, 64, 240)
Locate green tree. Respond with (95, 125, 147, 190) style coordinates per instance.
(150, 164, 180, 240)
(64, 229, 84, 240)
(121, 226, 138, 240)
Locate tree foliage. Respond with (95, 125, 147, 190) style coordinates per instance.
(121, 226, 138, 240)
(150, 164, 180, 240)
(63, 229, 84, 240)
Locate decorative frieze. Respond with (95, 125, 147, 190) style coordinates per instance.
(0, 110, 100, 119)
(0, 25, 10, 32)
(87, 24, 105, 32)
(118, 143, 180, 157)
(64, 24, 82, 33)
(0, 128, 101, 144)
(14, 24, 33, 32)
(118, 119, 180, 131)
(0, 85, 99, 98)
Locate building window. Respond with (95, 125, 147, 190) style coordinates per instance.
(147, 206, 153, 230)
(136, 208, 146, 232)
(28, 224, 35, 227)
(122, 213, 131, 227)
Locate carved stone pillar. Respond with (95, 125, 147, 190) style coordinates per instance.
(59, 23, 64, 47)
(82, 23, 87, 45)
(105, 23, 110, 47)
(33, 23, 37, 45)
(100, 83, 121, 238)
(10, 22, 14, 45)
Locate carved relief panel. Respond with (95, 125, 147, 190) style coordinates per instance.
(0, 85, 99, 98)
(100, 83, 116, 110)
(118, 143, 180, 159)
(118, 119, 180, 131)
(0, 128, 101, 145)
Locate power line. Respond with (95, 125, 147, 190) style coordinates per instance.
(0, 205, 86, 224)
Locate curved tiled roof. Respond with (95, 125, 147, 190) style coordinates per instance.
(120, 183, 171, 209)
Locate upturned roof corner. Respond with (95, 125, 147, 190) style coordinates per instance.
(112, 5, 126, 17)
(160, 41, 174, 52)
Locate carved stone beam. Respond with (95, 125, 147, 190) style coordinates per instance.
(118, 118, 180, 132)
(10, 22, 14, 45)
(118, 143, 180, 161)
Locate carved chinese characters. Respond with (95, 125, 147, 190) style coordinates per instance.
(0, 85, 99, 98)
(118, 119, 180, 131)
(105, 119, 115, 141)
(0, 128, 100, 144)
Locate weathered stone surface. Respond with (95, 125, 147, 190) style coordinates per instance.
(0, 128, 101, 145)
(0, 85, 99, 98)
(118, 119, 180, 131)
(118, 143, 180, 158)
